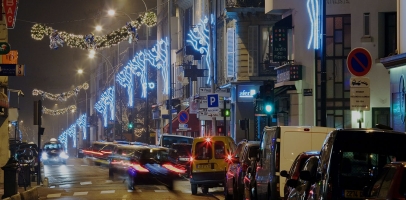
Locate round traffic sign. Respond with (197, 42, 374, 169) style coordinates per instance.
(347, 47, 372, 77)
(178, 110, 189, 124)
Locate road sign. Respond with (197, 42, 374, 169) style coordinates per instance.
(199, 98, 230, 109)
(178, 110, 189, 124)
(0, 43, 11, 55)
(198, 108, 230, 120)
(0, 64, 25, 76)
(350, 87, 370, 111)
(199, 87, 230, 97)
(207, 94, 219, 114)
(347, 47, 372, 77)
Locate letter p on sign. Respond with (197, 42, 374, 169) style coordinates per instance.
(207, 94, 219, 108)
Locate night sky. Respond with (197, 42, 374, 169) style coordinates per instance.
(8, 0, 156, 142)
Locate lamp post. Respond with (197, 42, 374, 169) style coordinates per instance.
(89, 50, 116, 141)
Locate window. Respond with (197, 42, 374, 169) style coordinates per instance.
(214, 141, 226, 159)
(363, 13, 370, 36)
(227, 27, 235, 78)
(195, 142, 212, 160)
(248, 26, 259, 76)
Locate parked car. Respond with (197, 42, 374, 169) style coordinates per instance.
(305, 127, 406, 200)
(280, 151, 320, 200)
(366, 162, 406, 200)
(254, 126, 334, 200)
(225, 140, 260, 200)
(189, 136, 237, 195)
(41, 138, 68, 165)
(168, 143, 192, 176)
(284, 155, 320, 200)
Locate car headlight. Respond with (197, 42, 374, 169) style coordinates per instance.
(59, 151, 69, 159)
(41, 152, 48, 160)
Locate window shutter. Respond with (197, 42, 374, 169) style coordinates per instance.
(227, 28, 235, 78)
(248, 26, 258, 76)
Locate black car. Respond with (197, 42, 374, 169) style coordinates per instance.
(41, 139, 68, 165)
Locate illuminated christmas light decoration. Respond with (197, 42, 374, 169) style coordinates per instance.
(186, 16, 211, 84)
(307, 0, 320, 49)
(148, 82, 155, 89)
(58, 132, 68, 152)
(42, 105, 77, 115)
(31, 12, 157, 50)
(148, 38, 169, 94)
(58, 123, 77, 152)
(128, 51, 148, 98)
(32, 82, 89, 101)
(116, 66, 135, 107)
(76, 113, 87, 140)
(94, 87, 115, 127)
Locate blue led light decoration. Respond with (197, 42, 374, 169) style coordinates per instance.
(128, 52, 148, 98)
(94, 87, 115, 127)
(58, 132, 68, 153)
(58, 123, 77, 152)
(76, 113, 87, 140)
(116, 66, 135, 107)
(307, 0, 320, 49)
(186, 17, 211, 84)
(148, 38, 169, 94)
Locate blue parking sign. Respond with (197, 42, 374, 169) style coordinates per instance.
(207, 94, 219, 108)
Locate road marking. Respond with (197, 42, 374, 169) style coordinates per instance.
(59, 184, 72, 188)
(154, 190, 169, 192)
(50, 186, 55, 188)
(81, 165, 88, 166)
(47, 193, 61, 198)
(67, 165, 74, 166)
(181, 190, 192, 193)
(101, 190, 115, 194)
(137, 190, 142, 192)
(73, 192, 88, 196)
(80, 181, 92, 185)
(156, 185, 167, 190)
(105, 180, 113, 183)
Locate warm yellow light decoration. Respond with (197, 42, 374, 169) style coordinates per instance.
(31, 12, 157, 50)
(43, 105, 77, 115)
(32, 82, 89, 101)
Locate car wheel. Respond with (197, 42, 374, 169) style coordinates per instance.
(202, 186, 209, 194)
(191, 184, 198, 195)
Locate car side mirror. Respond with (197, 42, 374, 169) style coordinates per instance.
(299, 170, 311, 181)
(286, 179, 298, 188)
(280, 170, 289, 178)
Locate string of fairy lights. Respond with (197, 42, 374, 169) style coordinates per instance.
(31, 12, 157, 50)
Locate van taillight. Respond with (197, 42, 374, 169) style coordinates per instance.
(205, 137, 211, 143)
(304, 128, 310, 131)
(226, 154, 233, 162)
(190, 157, 194, 162)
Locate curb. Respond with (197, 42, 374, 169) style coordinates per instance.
(2, 187, 38, 200)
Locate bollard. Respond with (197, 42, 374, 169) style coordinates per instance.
(43, 177, 49, 187)
(1, 157, 18, 199)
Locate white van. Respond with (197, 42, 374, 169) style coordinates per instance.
(157, 133, 193, 148)
(253, 126, 335, 200)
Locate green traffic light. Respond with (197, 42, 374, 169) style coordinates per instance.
(265, 105, 272, 113)
(128, 123, 133, 129)
(225, 109, 230, 117)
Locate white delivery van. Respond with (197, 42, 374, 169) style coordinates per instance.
(157, 133, 193, 148)
(254, 126, 335, 200)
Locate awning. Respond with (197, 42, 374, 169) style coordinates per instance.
(163, 107, 200, 133)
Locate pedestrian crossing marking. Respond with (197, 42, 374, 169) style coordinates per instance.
(47, 193, 61, 198)
(154, 190, 169, 192)
(73, 192, 88, 196)
(101, 190, 115, 194)
(80, 181, 92, 185)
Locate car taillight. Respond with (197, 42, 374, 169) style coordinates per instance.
(130, 164, 149, 172)
(162, 164, 186, 174)
(190, 157, 194, 162)
(101, 151, 112, 154)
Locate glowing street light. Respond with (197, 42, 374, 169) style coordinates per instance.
(78, 69, 83, 74)
(95, 25, 102, 32)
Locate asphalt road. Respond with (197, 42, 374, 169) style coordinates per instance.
(37, 157, 225, 200)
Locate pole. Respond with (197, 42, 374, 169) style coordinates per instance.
(145, 23, 150, 143)
(209, 0, 216, 136)
(37, 100, 42, 186)
(320, 0, 327, 126)
(168, 0, 173, 134)
(223, 100, 226, 136)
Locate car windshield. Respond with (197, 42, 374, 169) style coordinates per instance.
(162, 136, 193, 148)
(44, 143, 62, 150)
(171, 145, 192, 157)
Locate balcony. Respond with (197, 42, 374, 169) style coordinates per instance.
(226, 0, 265, 8)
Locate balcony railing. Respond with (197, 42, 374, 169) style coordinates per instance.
(226, 0, 265, 8)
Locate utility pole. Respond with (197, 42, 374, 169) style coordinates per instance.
(209, 0, 216, 135)
(320, 0, 327, 126)
(168, 0, 173, 134)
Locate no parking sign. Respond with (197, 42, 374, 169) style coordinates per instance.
(347, 48, 372, 77)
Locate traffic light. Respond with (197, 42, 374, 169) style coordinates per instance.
(262, 80, 275, 114)
(222, 109, 231, 117)
(128, 114, 134, 131)
(264, 96, 274, 114)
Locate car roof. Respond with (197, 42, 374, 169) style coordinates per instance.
(335, 128, 404, 134)
(172, 143, 192, 146)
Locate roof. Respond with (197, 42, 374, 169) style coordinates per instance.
(335, 128, 404, 134)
